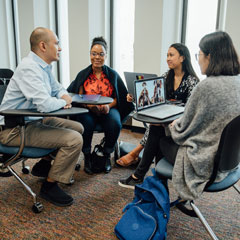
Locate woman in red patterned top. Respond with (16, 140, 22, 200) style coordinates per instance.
(68, 37, 134, 175)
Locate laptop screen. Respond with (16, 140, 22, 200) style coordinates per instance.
(134, 77, 165, 111)
(124, 72, 158, 97)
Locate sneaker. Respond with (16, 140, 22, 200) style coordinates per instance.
(118, 175, 143, 189)
(40, 181, 73, 207)
(31, 159, 52, 177)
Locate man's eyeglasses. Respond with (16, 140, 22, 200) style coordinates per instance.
(90, 52, 106, 57)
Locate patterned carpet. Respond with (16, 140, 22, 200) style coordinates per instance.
(0, 129, 239, 240)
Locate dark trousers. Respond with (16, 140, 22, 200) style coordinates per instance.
(134, 125, 179, 179)
(74, 108, 122, 154)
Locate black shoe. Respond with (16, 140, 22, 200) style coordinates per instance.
(40, 181, 73, 207)
(0, 169, 12, 177)
(104, 154, 112, 173)
(31, 159, 52, 177)
(118, 175, 143, 190)
(84, 154, 93, 175)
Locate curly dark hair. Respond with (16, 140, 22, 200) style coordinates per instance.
(91, 36, 108, 53)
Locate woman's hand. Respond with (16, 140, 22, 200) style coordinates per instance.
(87, 104, 101, 114)
(127, 94, 134, 102)
(87, 104, 110, 114)
(169, 119, 178, 128)
(99, 104, 110, 114)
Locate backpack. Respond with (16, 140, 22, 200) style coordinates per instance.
(114, 170, 170, 240)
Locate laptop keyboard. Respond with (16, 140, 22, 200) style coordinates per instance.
(139, 104, 184, 119)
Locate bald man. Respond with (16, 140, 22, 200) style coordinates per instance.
(0, 27, 84, 207)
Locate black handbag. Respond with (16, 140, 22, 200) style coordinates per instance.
(91, 139, 106, 173)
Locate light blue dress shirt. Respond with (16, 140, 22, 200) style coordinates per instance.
(0, 51, 68, 125)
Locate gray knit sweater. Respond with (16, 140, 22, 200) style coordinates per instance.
(169, 75, 240, 200)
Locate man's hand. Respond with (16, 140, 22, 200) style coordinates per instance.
(61, 94, 72, 105)
(63, 104, 72, 109)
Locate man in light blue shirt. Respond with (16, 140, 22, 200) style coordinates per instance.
(0, 27, 84, 207)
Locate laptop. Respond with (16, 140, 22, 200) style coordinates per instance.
(134, 77, 184, 120)
(124, 72, 158, 98)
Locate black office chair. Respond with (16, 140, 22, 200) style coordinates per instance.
(0, 68, 14, 83)
(0, 70, 55, 213)
(155, 115, 240, 240)
(0, 68, 14, 103)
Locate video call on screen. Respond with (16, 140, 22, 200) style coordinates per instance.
(135, 78, 165, 110)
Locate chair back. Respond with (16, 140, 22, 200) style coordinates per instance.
(0, 69, 13, 104)
(208, 115, 240, 186)
(0, 85, 8, 104)
(0, 68, 13, 85)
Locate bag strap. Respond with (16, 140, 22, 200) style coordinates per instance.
(170, 197, 181, 207)
(135, 170, 170, 211)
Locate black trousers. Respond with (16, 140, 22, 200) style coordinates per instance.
(134, 125, 179, 179)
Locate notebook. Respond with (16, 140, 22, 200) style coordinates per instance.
(72, 94, 101, 103)
(124, 72, 158, 97)
(134, 77, 184, 120)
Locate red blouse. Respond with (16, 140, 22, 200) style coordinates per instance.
(82, 72, 115, 97)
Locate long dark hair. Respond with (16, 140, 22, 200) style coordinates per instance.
(199, 31, 240, 76)
(166, 43, 198, 97)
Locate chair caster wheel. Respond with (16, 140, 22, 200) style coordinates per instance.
(32, 202, 43, 213)
(67, 177, 75, 185)
(22, 166, 30, 174)
(75, 164, 81, 171)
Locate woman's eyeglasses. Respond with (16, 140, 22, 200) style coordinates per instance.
(195, 53, 204, 61)
(90, 52, 105, 57)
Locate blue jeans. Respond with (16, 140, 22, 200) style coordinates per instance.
(74, 108, 122, 154)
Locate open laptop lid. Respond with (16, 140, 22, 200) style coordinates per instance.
(134, 77, 165, 112)
(124, 72, 158, 97)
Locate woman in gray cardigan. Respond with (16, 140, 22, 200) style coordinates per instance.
(126, 31, 240, 200)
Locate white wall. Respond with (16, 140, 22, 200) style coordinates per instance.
(160, 0, 182, 74)
(225, 0, 240, 56)
(17, 0, 34, 59)
(14, 0, 58, 78)
(68, 0, 89, 82)
(0, 0, 16, 70)
(134, 0, 182, 76)
(68, 0, 110, 82)
(1, 0, 240, 81)
(134, 0, 163, 76)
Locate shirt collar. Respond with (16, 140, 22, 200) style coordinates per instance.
(29, 51, 52, 70)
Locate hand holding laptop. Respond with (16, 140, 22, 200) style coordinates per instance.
(127, 94, 134, 102)
(87, 104, 109, 115)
